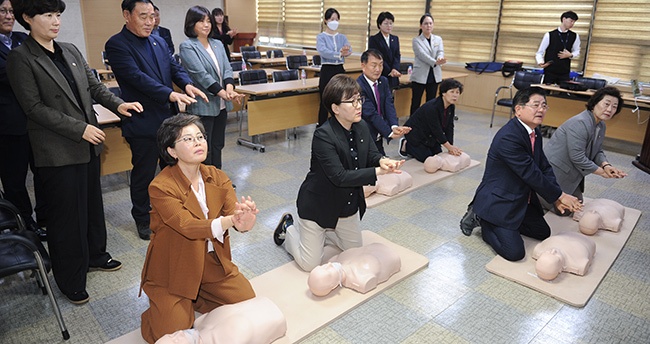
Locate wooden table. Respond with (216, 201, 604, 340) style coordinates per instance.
(299, 61, 363, 78)
(533, 84, 650, 144)
(235, 78, 320, 152)
(95, 104, 132, 176)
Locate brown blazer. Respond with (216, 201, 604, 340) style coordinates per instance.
(140, 164, 242, 299)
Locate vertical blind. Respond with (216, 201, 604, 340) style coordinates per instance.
(256, 0, 650, 81)
(430, 0, 501, 63)
(496, 0, 594, 70)
(369, 0, 427, 59)
(585, 0, 650, 81)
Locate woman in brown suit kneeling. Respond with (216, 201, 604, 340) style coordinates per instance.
(140, 114, 258, 343)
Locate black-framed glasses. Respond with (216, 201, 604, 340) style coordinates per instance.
(340, 96, 365, 107)
(175, 134, 207, 145)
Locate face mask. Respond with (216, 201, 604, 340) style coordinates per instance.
(327, 20, 339, 31)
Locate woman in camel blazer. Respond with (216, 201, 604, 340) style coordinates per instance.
(140, 114, 258, 343)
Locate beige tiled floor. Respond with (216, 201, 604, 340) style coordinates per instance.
(1, 110, 649, 343)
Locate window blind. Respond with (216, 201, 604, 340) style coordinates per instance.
(284, 0, 322, 47)
(496, 0, 593, 69)
(257, 0, 283, 39)
(585, 0, 650, 81)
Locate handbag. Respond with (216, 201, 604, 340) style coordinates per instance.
(502, 60, 523, 77)
(465, 62, 503, 74)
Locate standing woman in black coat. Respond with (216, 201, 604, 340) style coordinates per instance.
(210, 7, 237, 61)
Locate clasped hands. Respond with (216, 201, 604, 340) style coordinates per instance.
(554, 192, 583, 214)
(391, 126, 411, 137)
(376, 157, 405, 176)
(601, 164, 627, 179)
(232, 196, 259, 233)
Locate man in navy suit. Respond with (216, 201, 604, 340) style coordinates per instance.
(0, 0, 45, 238)
(357, 49, 410, 155)
(368, 12, 401, 89)
(152, 5, 174, 55)
(105, 0, 207, 240)
(461, 87, 582, 261)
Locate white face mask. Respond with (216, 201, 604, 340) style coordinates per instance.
(327, 20, 339, 31)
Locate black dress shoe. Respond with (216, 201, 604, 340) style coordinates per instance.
(136, 222, 151, 240)
(460, 205, 480, 236)
(26, 220, 47, 241)
(65, 290, 89, 305)
(273, 213, 293, 246)
(90, 259, 122, 272)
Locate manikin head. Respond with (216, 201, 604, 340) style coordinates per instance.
(579, 211, 602, 235)
(535, 249, 565, 281)
(423, 155, 443, 173)
(308, 262, 343, 296)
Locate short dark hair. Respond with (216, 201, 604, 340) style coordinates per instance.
(153, 5, 159, 11)
(324, 8, 339, 22)
(121, 0, 154, 12)
(376, 11, 394, 29)
(360, 49, 383, 64)
(12, 0, 66, 31)
(586, 86, 623, 116)
(561, 11, 578, 21)
(184, 5, 214, 38)
(211, 7, 224, 17)
(418, 13, 434, 35)
(157, 114, 206, 166)
(439, 78, 464, 95)
(512, 87, 547, 111)
(322, 74, 361, 117)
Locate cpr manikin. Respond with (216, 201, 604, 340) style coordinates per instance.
(572, 198, 625, 235)
(363, 171, 413, 197)
(531, 232, 596, 281)
(424, 152, 471, 173)
(307, 243, 401, 296)
(155, 297, 287, 344)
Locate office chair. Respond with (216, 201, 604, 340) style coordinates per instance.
(574, 76, 607, 90)
(490, 70, 544, 127)
(265, 49, 284, 58)
(272, 70, 299, 82)
(312, 55, 321, 66)
(239, 70, 268, 86)
(230, 61, 252, 72)
(242, 50, 262, 62)
(0, 198, 70, 340)
(101, 51, 110, 69)
(286, 55, 308, 70)
(399, 62, 413, 74)
(240, 46, 257, 53)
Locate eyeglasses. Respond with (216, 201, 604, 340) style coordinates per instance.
(525, 103, 550, 111)
(175, 134, 207, 145)
(340, 96, 365, 107)
(0, 9, 14, 16)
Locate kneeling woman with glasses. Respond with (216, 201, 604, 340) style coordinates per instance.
(272, 74, 405, 272)
(140, 114, 259, 343)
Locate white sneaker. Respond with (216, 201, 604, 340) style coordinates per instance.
(398, 137, 409, 158)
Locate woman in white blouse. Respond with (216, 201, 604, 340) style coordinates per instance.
(410, 13, 446, 115)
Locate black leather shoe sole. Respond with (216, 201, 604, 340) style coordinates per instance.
(66, 290, 89, 305)
(90, 259, 122, 272)
(274, 213, 292, 246)
(460, 206, 480, 236)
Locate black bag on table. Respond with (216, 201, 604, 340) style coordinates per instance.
(502, 60, 523, 77)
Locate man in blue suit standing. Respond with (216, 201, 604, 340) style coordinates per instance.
(152, 5, 174, 56)
(0, 0, 45, 238)
(105, 0, 207, 240)
(357, 49, 410, 155)
(460, 87, 582, 261)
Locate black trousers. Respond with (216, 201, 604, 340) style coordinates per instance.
(543, 71, 570, 85)
(0, 133, 46, 223)
(126, 137, 167, 226)
(405, 142, 441, 163)
(480, 203, 550, 261)
(199, 109, 228, 169)
(410, 81, 439, 115)
(318, 64, 346, 126)
(38, 152, 110, 294)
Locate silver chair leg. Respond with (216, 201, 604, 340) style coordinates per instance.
(34, 251, 70, 340)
